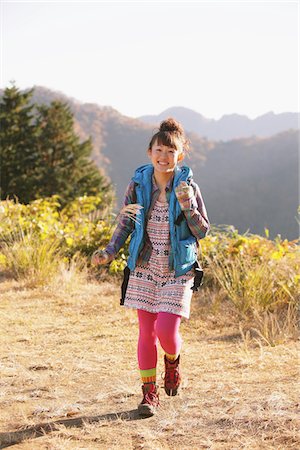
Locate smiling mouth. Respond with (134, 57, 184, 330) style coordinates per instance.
(158, 162, 168, 165)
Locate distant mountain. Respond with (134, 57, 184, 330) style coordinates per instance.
(26, 86, 211, 191)
(193, 131, 299, 240)
(1, 86, 298, 239)
(100, 123, 298, 240)
(139, 106, 299, 141)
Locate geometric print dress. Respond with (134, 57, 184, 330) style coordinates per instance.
(123, 199, 195, 319)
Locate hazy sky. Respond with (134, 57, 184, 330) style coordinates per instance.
(1, 1, 298, 119)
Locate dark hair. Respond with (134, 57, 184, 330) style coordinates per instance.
(148, 117, 190, 154)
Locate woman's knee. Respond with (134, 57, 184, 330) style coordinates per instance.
(155, 312, 182, 347)
(137, 309, 158, 343)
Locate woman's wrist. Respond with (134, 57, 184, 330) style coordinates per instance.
(93, 249, 109, 257)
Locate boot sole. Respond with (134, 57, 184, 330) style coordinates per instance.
(165, 387, 178, 396)
(137, 403, 157, 417)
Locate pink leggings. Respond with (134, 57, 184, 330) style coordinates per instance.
(137, 309, 182, 370)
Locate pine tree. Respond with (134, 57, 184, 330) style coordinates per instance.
(0, 84, 38, 201)
(34, 100, 111, 203)
(0, 84, 113, 204)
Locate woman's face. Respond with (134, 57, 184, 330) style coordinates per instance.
(148, 140, 183, 174)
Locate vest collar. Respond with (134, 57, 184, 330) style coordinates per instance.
(152, 174, 174, 193)
(132, 164, 193, 188)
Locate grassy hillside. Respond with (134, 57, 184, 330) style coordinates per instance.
(0, 277, 298, 449)
(0, 187, 298, 448)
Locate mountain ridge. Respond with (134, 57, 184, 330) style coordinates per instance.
(139, 106, 299, 140)
(3, 85, 297, 140)
(1, 85, 298, 239)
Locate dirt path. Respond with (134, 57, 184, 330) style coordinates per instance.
(0, 278, 299, 449)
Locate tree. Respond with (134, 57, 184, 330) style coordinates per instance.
(34, 100, 112, 203)
(0, 84, 38, 201)
(0, 84, 113, 204)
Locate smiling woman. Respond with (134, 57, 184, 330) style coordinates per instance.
(92, 117, 210, 417)
(148, 139, 183, 177)
(147, 118, 189, 182)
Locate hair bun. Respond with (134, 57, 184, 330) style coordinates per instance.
(148, 116, 190, 154)
(159, 118, 184, 135)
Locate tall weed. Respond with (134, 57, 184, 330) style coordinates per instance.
(1, 227, 63, 286)
(203, 230, 299, 343)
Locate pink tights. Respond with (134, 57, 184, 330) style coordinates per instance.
(137, 309, 182, 370)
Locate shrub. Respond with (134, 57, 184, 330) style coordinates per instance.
(0, 195, 128, 285)
(1, 228, 62, 286)
(201, 226, 299, 344)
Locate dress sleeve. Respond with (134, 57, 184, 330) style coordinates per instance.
(104, 180, 136, 260)
(177, 181, 210, 240)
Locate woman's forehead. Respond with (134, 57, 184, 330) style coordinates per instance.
(153, 142, 175, 149)
(152, 138, 181, 150)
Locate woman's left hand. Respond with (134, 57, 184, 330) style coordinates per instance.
(175, 181, 194, 201)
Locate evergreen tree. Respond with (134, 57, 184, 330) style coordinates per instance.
(34, 100, 111, 203)
(0, 84, 113, 204)
(0, 84, 38, 201)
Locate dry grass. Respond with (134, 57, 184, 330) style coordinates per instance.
(0, 275, 299, 449)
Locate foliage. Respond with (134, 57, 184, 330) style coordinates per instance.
(1, 229, 63, 287)
(0, 198, 298, 344)
(0, 85, 38, 201)
(0, 195, 128, 283)
(200, 225, 299, 344)
(0, 84, 113, 204)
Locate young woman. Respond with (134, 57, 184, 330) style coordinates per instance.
(92, 118, 210, 417)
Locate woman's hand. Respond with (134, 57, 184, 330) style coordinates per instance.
(119, 203, 143, 224)
(91, 250, 110, 266)
(175, 181, 194, 201)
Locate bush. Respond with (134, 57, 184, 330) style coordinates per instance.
(0, 195, 128, 284)
(1, 199, 299, 344)
(201, 226, 299, 344)
(1, 228, 62, 286)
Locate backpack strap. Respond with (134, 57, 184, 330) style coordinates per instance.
(191, 261, 204, 292)
(174, 211, 185, 225)
(120, 265, 131, 305)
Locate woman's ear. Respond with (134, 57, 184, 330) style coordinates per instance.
(178, 152, 184, 162)
(147, 148, 152, 159)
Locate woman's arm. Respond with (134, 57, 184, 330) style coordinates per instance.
(175, 181, 210, 240)
(104, 180, 138, 260)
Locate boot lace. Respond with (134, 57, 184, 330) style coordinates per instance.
(164, 366, 180, 389)
(142, 387, 160, 406)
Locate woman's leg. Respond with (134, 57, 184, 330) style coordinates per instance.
(137, 310, 160, 417)
(156, 312, 183, 396)
(137, 309, 158, 383)
(155, 312, 182, 360)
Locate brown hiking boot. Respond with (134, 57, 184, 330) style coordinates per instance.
(163, 355, 181, 396)
(137, 383, 160, 417)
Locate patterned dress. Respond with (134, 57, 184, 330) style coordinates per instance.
(123, 199, 195, 319)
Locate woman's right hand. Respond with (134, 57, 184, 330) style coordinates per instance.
(119, 203, 143, 224)
(91, 250, 110, 266)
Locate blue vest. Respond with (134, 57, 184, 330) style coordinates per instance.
(127, 164, 198, 277)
